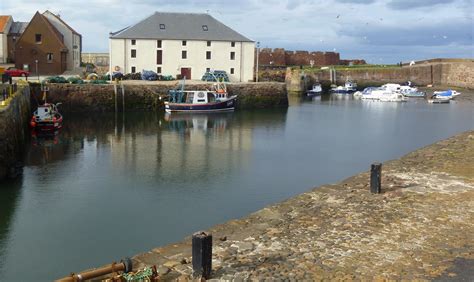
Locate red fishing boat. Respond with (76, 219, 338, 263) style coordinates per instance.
(30, 103, 63, 133)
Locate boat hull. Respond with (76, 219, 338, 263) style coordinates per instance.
(165, 96, 236, 113)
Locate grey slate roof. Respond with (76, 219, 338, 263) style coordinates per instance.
(9, 21, 28, 34)
(110, 12, 253, 42)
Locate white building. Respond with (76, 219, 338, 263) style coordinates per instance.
(42, 10, 82, 71)
(0, 15, 13, 63)
(109, 12, 255, 82)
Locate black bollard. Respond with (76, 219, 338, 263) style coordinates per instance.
(370, 163, 382, 194)
(192, 231, 212, 279)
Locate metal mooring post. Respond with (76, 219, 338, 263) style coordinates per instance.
(192, 231, 212, 279)
(370, 163, 382, 194)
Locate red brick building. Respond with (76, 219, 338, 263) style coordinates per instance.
(14, 12, 69, 75)
(258, 48, 341, 66)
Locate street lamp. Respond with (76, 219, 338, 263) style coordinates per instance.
(256, 41, 260, 82)
(35, 60, 39, 81)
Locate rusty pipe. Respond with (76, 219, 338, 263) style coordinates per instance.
(56, 258, 132, 282)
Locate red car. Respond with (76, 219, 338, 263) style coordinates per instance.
(4, 67, 30, 77)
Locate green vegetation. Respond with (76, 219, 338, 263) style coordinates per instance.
(291, 64, 401, 72)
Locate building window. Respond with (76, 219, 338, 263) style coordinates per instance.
(156, 50, 162, 64)
(182, 40, 187, 46)
(230, 52, 235, 60)
(131, 49, 136, 58)
(202, 25, 208, 31)
(182, 50, 187, 59)
(131, 39, 136, 45)
(206, 51, 211, 60)
(230, 68, 234, 74)
(206, 68, 210, 73)
(231, 41, 235, 47)
(46, 53, 53, 63)
(157, 40, 162, 48)
(207, 41, 211, 47)
(159, 24, 165, 29)
(131, 66, 136, 73)
(35, 34, 42, 43)
(157, 67, 162, 74)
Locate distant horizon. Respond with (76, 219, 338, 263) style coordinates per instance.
(3, 0, 473, 64)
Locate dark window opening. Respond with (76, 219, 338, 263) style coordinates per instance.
(47, 53, 53, 63)
(156, 50, 162, 64)
(182, 40, 187, 46)
(206, 51, 211, 60)
(131, 49, 136, 58)
(157, 67, 162, 73)
(131, 66, 136, 73)
(231, 41, 235, 47)
(157, 40, 162, 48)
(230, 52, 235, 60)
(35, 34, 42, 43)
(182, 50, 187, 59)
(207, 41, 211, 47)
(202, 25, 208, 31)
(131, 39, 136, 45)
(230, 68, 234, 74)
(159, 24, 165, 29)
(206, 68, 210, 72)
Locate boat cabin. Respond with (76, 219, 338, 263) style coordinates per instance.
(169, 90, 222, 104)
(34, 104, 55, 120)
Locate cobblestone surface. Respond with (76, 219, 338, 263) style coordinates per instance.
(121, 130, 474, 280)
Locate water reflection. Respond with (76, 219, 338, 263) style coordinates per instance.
(0, 179, 22, 275)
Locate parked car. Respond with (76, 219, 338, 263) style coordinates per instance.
(4, 67, 30, 77)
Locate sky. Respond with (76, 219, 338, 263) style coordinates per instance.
(2, 0, 473, 64)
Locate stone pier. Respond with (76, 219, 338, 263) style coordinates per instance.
(77, 130, 474, 280)
(0, 83, 31, 180)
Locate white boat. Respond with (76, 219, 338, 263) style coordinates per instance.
(400, 86, 425, 97)
(361, 84, 407, 102)
(307, 83, 322, 96)
(330, 78, 358, 94)
(432, 90, 461, 100)
(344, 78, 357, 92)
(428, 98, 450, 104)
(379, 93, 407, 102)
(354, 87, 379, 99)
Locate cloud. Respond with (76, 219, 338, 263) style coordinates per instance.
(335, 0, 376, 4)
(2, 0, 472, 64)
(387, 0, 456, 10)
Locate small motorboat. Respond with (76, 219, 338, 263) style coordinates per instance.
(330, 78, 358, 94)
(30, 103, 63, 133)
(307, 83, 322, 96)
(379, 93, 408, 102)
(400, 86, 425, 98)
(428, 98, 450, 104)
(354, 87, 379, 99)
(344, 78, 357, 93)
(432, 90, 461, 100)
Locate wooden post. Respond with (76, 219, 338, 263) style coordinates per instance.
(192, 231, 212, 279)
(370, 163, 382, 194)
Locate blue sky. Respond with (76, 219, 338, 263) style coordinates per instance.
(3, 0, 473, 63)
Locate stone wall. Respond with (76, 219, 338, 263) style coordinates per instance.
(31, 82, 288, 112)
(0, 84, 31, 180)
(286, 63, 474, 92)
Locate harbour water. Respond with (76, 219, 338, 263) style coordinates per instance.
(0, 94, 473, 280)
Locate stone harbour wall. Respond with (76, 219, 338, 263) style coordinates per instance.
(286, 62, 474, 92)
(81, 130, 474, 281)
(31, 82, 288, 112)
(0, 84, 31, 180)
